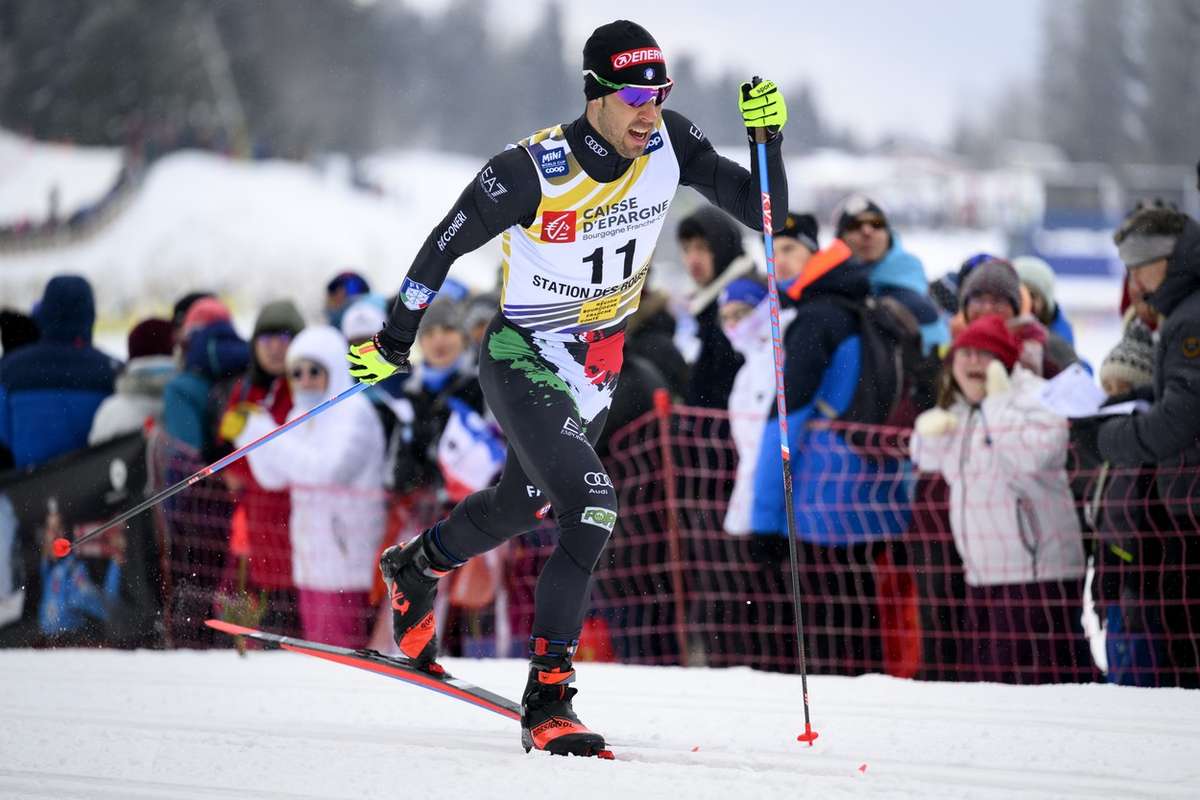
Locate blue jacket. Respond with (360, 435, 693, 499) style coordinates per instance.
(162, 321, 249, 450)
(869, 233, 950, 354)
(1048, 304, 1076, 346)
(751, 256, 913, 545)
(39, 555, 122, 636)
(0, 276, 119, 468)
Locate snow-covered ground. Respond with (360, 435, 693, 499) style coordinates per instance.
(1, 649, 1195, 799)
(0, 130, 123, 224)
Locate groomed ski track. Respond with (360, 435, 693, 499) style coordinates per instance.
(2, 650, 1196, 799)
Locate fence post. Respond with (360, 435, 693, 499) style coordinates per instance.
(653, 388, 690, 667)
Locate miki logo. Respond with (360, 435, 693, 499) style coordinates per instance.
(541, 210, 576, 243)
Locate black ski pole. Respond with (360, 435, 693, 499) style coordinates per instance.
(52, 381, 370, 558)
(751, 81, 819, 746)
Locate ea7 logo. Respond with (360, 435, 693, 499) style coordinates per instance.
(581, 506, 617, 532)
(688, 124, 705, 141)
(541, 210, 576, 243)
(478, 166, 507, 202)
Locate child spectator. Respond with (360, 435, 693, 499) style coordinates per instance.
(911, 315, 1095, 683)
(235, 325, 386, 647)
(89, 318, 176, 444)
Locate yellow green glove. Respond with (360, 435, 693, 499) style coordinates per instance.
(346, 335, 411, 384)
(738, 78, 787, 139)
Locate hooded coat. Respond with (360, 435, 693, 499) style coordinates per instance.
(681, 207, 753, 408)
(869, 232, 950, 354)
(750, 253, 913, 544)
(911, 367, 1086, 587)
(87, 355, 177, 445)
(1098, 216, 1200, 515)
(0, 276, 120, 467)
(161, 320, 249, 452)
(236, 326, 386, 592)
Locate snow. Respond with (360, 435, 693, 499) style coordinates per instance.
(0, 130, 124, 225)
(1, 649, 1196, 799)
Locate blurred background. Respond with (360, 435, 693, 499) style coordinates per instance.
(0, 0, 1197, 366)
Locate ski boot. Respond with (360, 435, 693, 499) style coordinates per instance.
(521, 637, 610, 758)
(379, 528, 458, 671)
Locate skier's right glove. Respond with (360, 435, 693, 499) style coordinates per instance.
(347, 332, 412, 384)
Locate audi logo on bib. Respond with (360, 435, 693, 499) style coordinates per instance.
(541, 210, 576, 243)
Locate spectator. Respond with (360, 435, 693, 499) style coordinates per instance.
(911, 315, 1095, 683)
(0, 275, 119, 468)
(1088, 207, 1200, 685)
(623, 285, 688, 401)
(677, 207, 754, 409)
(38, 505, 124, 645)
(393, 300, 498, 501)
(833, 194, 948, 354)
(1099, 319, 1155, 399)
(214, 300, 306, 634)
(161, 298, 249, 454)
(324, 270, 372, 328)
(88, 318, 175, 445)
(236, 325, 386, 647)
(719, 277, 788, 535)
(958, 257, 1077, 378)
(750, 242, 912, 675)
(0, 309, 39, 355)
(773, 210, 819, 284)
(1012, 255, 1076, 347)
(170, 291, 214, 349)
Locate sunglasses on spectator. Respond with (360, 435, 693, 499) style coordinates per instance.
(289, 363, 326, 380)
(257, 330, 293, 343)
(583, 70, 674, 107)
(844, 216, 887, 233)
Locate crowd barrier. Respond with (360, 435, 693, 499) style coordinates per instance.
(2, 402, 1196, 688)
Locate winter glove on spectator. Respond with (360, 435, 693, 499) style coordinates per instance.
(915, 408, 957, 437)
(984, 360, 1012, 397)
(347, 333, 411, 384)
(738, 79, 787, 141)
(218, 402, 259, 443)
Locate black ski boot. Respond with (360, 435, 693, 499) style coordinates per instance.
(378, 528, 458, 671)
(520, 637, 610, 758)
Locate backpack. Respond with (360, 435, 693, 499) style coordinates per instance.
(830, 295, 938, 429)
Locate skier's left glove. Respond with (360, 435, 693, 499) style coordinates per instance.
(738, 78, 787, 142)
(347, 331, 412, 384)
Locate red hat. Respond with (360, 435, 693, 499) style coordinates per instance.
(181, 297, 231, 337)
(126, 318, 173, 359)
(951, 314, 1020, 371)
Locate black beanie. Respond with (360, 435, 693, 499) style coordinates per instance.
(583, 20, 669, 99)
(776, 211, 820, 253)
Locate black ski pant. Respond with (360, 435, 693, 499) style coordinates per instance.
(429, 315, 619, 645)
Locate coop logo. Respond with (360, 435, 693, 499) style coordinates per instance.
(584, 134, 608, 158)
(610, 47, 663, 70)
(539, 147, 568, 178)
(581, 506, 617, 532)
(643, 131, 664, 154)
(541, 210, 576, 243)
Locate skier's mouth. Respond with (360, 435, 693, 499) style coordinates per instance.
(628, 127, 651, 147)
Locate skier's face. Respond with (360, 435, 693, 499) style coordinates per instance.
(589, 92, 662, 159)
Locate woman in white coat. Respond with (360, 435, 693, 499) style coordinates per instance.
(911, 314, 1095, 683)
(235, 325, 386, 647)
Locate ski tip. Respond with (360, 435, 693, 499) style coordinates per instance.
(596, 749, 615, 760)
(205, 619, 259, 637)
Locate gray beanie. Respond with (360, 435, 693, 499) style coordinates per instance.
(960, 258, 1021, 315)
(1100, 320, 1155, 392)
(418, 298, 466, 336)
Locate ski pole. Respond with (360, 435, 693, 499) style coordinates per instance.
(52, 381, 371, 558)
(751, 80, 819, 746)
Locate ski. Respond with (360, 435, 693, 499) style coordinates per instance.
(205, 619, 522, 721)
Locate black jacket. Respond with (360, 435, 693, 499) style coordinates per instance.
(1099, 216, 1200, 514)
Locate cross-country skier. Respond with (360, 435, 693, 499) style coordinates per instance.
(347, 19, 788, 757)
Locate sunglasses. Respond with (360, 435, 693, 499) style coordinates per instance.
(289, 363, 326, 381)
(844, 216, 886, 234)
(257, 330, 293, 343)
(584, 70, 674, 107)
